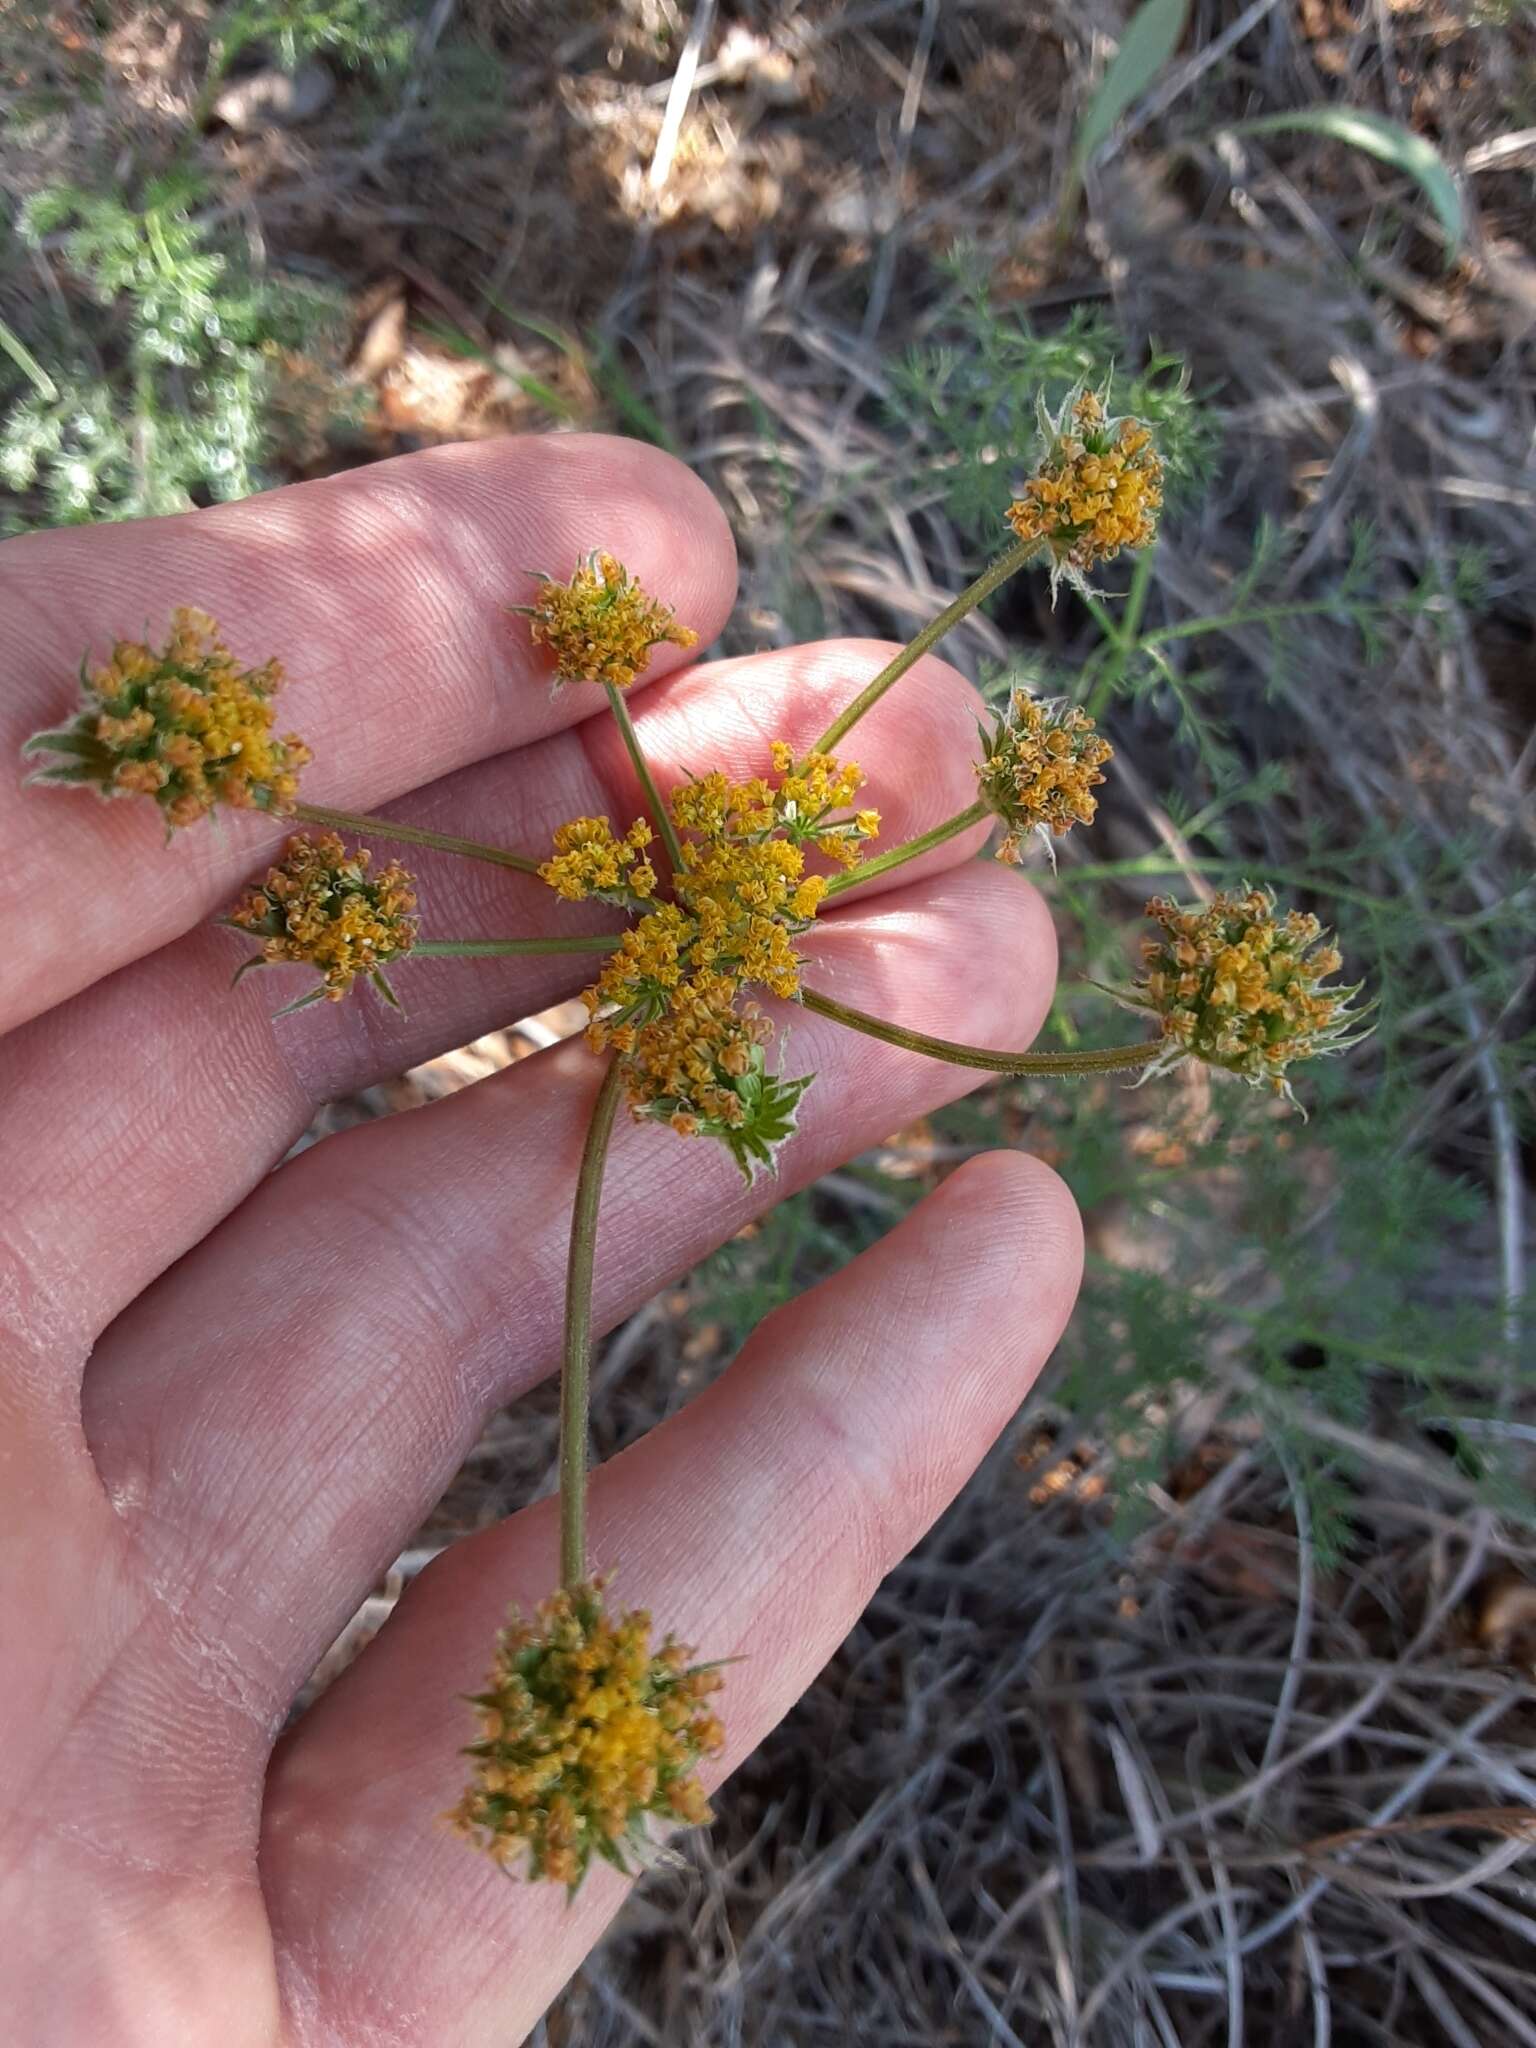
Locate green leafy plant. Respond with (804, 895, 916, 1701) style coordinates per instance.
(1, 173, 346, 529)
(888, 265, 1216, 552)
(206, 0, 415, 82)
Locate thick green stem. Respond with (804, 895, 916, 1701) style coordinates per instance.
(559, 1057, 626, 1589)
(824, 799, 992, 899)
(603, 680, 684, 873)
(814, 538, 1037, 754)
(291, 802, 541, 875)
(414, 935, 622, 959)
(801, 986, 1163, 1077)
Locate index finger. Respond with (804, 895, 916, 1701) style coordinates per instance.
(0, 433, 737, 1032)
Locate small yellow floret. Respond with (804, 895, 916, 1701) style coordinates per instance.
(447, 1578, 724, 1889)
(24, 608, 310, 828)
(538, 815, 657, 904)
(227, 831, 417, 1009)
(521, 551, 697, 691)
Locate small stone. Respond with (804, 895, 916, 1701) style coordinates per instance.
(213, 61, 333, 132)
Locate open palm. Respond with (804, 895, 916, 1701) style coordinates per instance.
(1, 434, 1081, 2045)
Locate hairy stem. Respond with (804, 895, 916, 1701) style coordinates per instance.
(801, 986, 1163, 1077)
(823, 799, 991, 898)
(814, 538, 1037, 754)
(414, 935, 622, 959)
(603, 681, 684, 873)
(291, 802, 541, 875)
(559, 1057, 627, 1588)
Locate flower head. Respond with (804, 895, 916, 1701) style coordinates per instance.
(227, 831, 417, 1013)
(1006, 387, 1163, 600)
(978, 689, 1113, 862)
(24, 608, 310, 829)
(540, 745, 875, 1178)
(518, 551, 697, 691)
(448, 1578, 724, 1890)
(539, 815, 657, 905)
(1127, 886, 1370, 1105)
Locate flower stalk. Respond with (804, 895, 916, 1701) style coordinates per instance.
(559, 1057, 627, 1589)
(814, 538, 1037, 753)
(292, 802, 541, 875)
(603, 680, 684, 873)
(800, 985, 1163, 1078)
(823, 799, 991, 898)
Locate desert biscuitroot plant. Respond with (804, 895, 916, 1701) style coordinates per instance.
(24, 387, 1370, 1893)
(1, 172, 347, 532)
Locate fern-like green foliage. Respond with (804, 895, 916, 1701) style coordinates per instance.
(208, 0, 415, 77)
(1028, 821, 1534, 1560)
(1, 174, 346, 529)
(886, 253, 1218, 553)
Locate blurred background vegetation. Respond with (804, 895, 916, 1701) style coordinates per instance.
(5, 2, 1534, 2040)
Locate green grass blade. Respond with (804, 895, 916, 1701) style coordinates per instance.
(1074, 0, 1191, 168)
(1059, 0, 1191, 238)
(1230, 108, 1463, 252)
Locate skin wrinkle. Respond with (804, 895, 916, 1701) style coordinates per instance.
(0, 1212, 99, 1370)
(88, 1116, 571, 1678)
(739, 1319, 897, 1598)
(147, 1260, 468, 1578)
(3, 1581, 252, 1877)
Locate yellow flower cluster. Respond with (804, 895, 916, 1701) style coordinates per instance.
(540, 746, 877, 1174)
(978, 689, 1113, 862)
(520, 551, 698, 691)
(668, 743, 879, 868)
(448, 1579, 724, 1889)
(1006, 389, 1163, 595)
(539, 816, 657, 904)
(1134, 886, 1368, 1101)
(227, 831, 417, 1012)
(24, 608, 310, 829)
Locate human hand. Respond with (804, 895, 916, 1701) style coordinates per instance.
(1, 435, 1081, 2045)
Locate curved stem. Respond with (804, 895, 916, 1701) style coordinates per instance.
(291, 802, 541, 875)
(823, 798, 991, 899)
(414, 936, 621, 959)
(559, 1057, 627, 1588)
(603, 681, 684, 874)
(800, 985, 1163, 1077)
(814, 538, 1037, 754)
